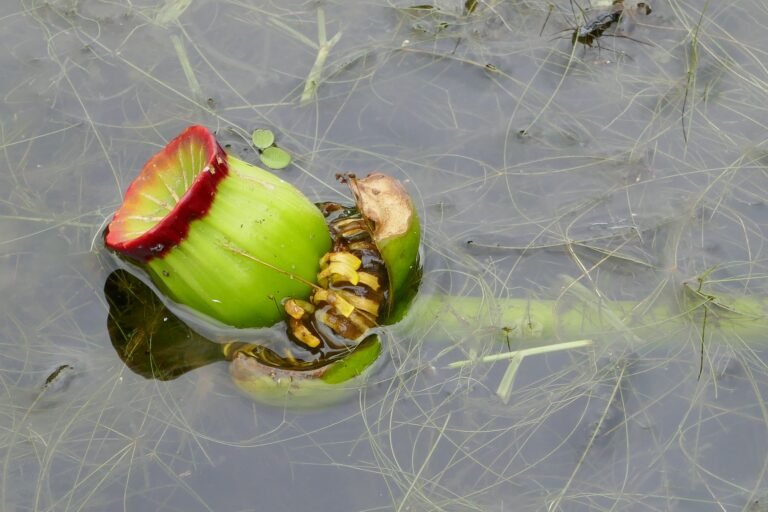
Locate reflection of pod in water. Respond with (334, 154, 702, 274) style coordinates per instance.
(105, 269, 228, 381)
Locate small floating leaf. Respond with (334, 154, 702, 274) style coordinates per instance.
(260, 146, 292, 170)
(465, 0, 478, 14)
(251, 128, 275, 150)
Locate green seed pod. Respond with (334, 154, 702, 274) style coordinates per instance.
(104, 125, 331, 328)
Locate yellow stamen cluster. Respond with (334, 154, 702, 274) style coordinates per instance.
(282, 203, 389, 353)
(284, 298, 315, 320)
(357, 272, 380, 291)
(336, 290, 379, 316)
(291, 322, 321, 348)
(313, 289, 355, 317)
(318, 252, 362, 287)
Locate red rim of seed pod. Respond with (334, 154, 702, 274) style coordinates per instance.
(105, 125, 229, 262)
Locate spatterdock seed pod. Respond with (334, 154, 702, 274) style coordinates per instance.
(105, 125, 331, 328)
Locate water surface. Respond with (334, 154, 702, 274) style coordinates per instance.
(3, 0, 768, 510)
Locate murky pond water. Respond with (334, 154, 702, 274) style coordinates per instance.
(3, 0, 768, 510)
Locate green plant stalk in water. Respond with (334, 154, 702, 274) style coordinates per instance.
(405, 278, 768, 348)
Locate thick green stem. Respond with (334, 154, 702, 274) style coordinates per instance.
(403, 291, 768, 344)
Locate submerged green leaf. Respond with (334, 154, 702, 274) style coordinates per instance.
(260, 146, 292, 170)
(251, 128, 275, 150)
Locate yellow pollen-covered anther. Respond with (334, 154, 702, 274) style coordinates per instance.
(291, 321, 321, 348)
(356, 272, 380, 290)
(329, 251, 362, 268)
(348, 241, 377, 252)
(313, 289, 355, 317)
(318, 261, 360, 285)
(338, 290, 380, 316)
(340, 228, 368, 239)
(333, 218, 367, 231)
(349, 310, 376, 331)
(284, 298, 315, 319)
(284, 299, 306, 319)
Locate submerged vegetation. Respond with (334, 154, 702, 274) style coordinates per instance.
(3, 0, 768, 510)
